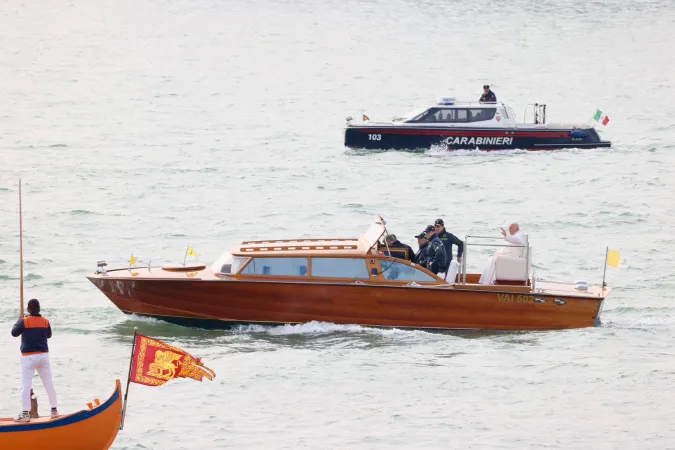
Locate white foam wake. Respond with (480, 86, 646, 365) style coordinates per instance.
(233, 321, 367, 335)
(426, 145, 530, 156)
(232, 321, 444, 342)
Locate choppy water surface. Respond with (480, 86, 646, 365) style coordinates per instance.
(1, 0, 675, 448)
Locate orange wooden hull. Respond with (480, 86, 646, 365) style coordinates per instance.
(0, 380, 122, 450)
(88, 276, 604, 330)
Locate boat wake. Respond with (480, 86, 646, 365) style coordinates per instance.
(231, 321, 487, 340)
(233, 321, 368, 335)
(426, 145, 532, 156)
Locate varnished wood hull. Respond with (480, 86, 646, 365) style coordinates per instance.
(88, 277, 604, 330)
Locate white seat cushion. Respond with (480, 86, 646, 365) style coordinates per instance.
(495, 255, 528, 281)
(445, 260, 459, 284)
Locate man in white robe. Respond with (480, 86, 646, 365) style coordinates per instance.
(479, 223, 527, 285)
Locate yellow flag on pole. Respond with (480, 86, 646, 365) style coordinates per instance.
(129, 255, 137, 266)
(187, 246, 197, 257)
(607, 249, 620, 268)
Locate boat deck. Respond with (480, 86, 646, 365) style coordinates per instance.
(533, 281, 608, 298)
(514, 122, 591, 130)
(0, 415, 66, 427)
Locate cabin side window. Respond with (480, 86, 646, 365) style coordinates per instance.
(414, 108, 470, 123)
(379, 260, 436, 282)
(311, 258, 370, 279)
(241, 257, 309, 277)
(468, 108, 496, 122)
(437, 109, 468, 122)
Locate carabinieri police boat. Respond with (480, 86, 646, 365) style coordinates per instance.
(344, 97, 611, 151)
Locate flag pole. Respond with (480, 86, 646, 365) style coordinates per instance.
(120, 327, 138, 430)
(19, 179, 25, 318)
(601, 246, 608, 289)
(183, 244, 189, 267)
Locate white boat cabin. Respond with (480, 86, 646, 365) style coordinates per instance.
(394, 97, 517, 127)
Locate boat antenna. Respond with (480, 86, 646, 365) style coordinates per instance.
(19, 179, 25, 318)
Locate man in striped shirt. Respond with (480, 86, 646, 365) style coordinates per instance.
(11, 299, 59, 422)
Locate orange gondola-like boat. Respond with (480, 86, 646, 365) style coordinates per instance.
(0, 380, 122, 450)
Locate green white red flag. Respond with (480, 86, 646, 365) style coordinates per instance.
(593, 109, 610, 126)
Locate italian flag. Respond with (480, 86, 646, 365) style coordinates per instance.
(593, 109, 610, 126)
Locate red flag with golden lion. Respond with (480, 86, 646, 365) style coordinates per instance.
(130, 334, 216, 387)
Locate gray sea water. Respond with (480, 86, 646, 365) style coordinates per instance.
(2, 0, 675, 448)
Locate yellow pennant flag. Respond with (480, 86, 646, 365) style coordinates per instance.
(607, 249, 620, 268)
(130, 255, 137, 265)
(187, 246, 197, 257)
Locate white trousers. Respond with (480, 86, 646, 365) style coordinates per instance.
(21, 353, 57, 411)
(479, 255, 498, 285)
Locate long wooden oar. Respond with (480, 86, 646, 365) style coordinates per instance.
(19, 179, 24, 318)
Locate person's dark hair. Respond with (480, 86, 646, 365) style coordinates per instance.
(27, 298, 40, 314)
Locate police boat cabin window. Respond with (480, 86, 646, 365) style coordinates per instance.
(241, 257, 309, 277)
(408, 108, 495, 123)
(468, 108, 496, 122)
(311, 258, 370, 279)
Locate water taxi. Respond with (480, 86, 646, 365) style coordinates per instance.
(87, 216, 610, 331)
(344, 98, 611, 151)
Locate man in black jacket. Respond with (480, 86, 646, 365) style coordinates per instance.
(422, 225, 447, 275)
(479, 85, 497, 103)
(12, 299, 58, 422)
(434, 218, 464, 274)
(414, 231, 430, 268)
(384, 234, 415, 262)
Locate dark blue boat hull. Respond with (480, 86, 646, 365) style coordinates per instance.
(344, 126, 611, 151)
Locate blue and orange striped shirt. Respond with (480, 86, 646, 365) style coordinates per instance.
(11, 314, 52, 355)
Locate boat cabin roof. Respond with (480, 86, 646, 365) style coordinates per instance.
(230, 216, 387, 257)
(434, 98, 506, 108)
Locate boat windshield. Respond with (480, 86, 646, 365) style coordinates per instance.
(405, 107, 433, 123)
(380, 259, 436, 282)
(359, 217, 386, 251)
(211, 252, 249, 275)
(397, 107, 428, 122)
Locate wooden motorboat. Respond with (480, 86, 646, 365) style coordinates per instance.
(87, 216, 611, 331)
(0, 380, 122, 450)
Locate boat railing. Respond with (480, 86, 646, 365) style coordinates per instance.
(459, 235, 531, 286)
(523, 103, 547, 124)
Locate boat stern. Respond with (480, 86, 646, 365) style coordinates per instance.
(571, 127, 611, 148)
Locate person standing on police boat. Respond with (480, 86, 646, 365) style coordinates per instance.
(12, 298, 58, 422)
(479, 85, 497, 103)
(434, 218, 464, 275)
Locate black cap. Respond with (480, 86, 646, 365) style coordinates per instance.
(434, 218, 444, 226)
(415, 231, 428, 239)
(424, 225, 435, 233)
(483, 84, 490, 89)
(27, 298, 40, 314)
